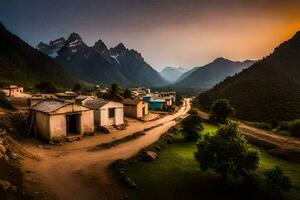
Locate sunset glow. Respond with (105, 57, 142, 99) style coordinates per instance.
(1, 0, 300, 70)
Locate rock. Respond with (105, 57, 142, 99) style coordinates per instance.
(145, 151, 158, 161)
(0, 144, 6, 154)
(10, 185, 17, 192)
(0, 180, 11, 190)
(10, 153, 18, 160)
(4, 155, 9, 161)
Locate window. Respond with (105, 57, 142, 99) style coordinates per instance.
(109, 108, 115, 118)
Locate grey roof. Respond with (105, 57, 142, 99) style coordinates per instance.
(75, 95, 91, 100)
(84, 99, 109, 109)
(32, 99, 70, 113)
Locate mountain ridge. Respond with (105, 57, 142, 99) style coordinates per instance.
(197, 31, 300, 122)
(175, 58, 255, 89)
(38, 34, 167, 87)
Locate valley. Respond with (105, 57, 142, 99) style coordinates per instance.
(1, 1, 300, 200)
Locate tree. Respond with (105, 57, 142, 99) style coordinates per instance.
(181, 109, 203, 142)
(106, 83, 123, 101)
(194, 122, 260, 180)
(73, 83, 82, 94)
(210, 99, 234, 124)
(35, 81, 57, 93)
(123, 88, 132, 99)
(264, 166, 291, 199)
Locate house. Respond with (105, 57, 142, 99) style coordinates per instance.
(84, 99, 124, 127)
(31, 99, 94, 142)
(143, 96, 165, 110)
(123, 98, 149, 118)
(75, 95, 95, 105)
(2, 85, 31, 98)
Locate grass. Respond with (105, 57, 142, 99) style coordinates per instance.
(124, 123, 300, 200)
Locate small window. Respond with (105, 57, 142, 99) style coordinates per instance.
(109, 108, 115, 118)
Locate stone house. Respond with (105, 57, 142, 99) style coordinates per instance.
(123, 98, 149, 118)
(31, 99, 94, 142)
(2, 85, 31, 98)
(84, 99, 124, 127)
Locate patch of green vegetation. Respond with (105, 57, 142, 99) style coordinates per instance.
(125, 123, 300, 200)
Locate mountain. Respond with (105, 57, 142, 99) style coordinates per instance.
(175, 67, 199, 83)
(0, 22, 81, 88)
(109, 43, 167, 87)
(197, 31, 300, 122)
(175, 58, 255, 89)
(38, 35, 167, 87)
(160, 67, 188, 82)
(37, 37, 65, 58)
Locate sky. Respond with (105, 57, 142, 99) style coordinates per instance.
(1, 0, 300, 71)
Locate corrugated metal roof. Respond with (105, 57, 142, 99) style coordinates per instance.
(32, 99, 70, 113)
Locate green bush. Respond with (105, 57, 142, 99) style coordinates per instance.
(254, 122, 272, 130)
(288, 119, 300, 138)
(181, 114, 203, 142)
(264, 166, 291, 199)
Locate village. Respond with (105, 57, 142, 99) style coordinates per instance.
(0, 84, 180, 143)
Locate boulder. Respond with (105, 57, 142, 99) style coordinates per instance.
(145, 151, 158, 161)
(0, 180, 11, 190)
(0, 144, 6, 154)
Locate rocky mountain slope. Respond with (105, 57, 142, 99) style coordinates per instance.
(38, 35, 167, 87)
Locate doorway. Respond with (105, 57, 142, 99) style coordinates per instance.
(66, 114, 80, 136)
(142, 107, 146, 116)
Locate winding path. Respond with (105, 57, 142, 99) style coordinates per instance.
(20, 99, 191, 200)
(197, 109, 300, 152)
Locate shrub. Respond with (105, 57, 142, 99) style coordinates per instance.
(181, 114, 203, 142)
(195, 122, 260, 180)
(254, 122, 272, 130)
(264, 166, 291, 199)
(209, 99, 234, 124)
(288, 119, 300, 138)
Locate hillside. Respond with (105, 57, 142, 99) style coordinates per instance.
(175, 67, 198, 83)
(0, 22, 82, 88)
(176, 58, 255, 89)
(39, 36, 167, 87)
(198, 31, 300, 122)
(160, 67, 188, 82)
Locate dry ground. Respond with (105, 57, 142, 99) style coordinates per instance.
(17, 99, 191, 200)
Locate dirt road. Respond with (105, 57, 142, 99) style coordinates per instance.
(20, 99, 191, 200)
(197, 108, 300, 152)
